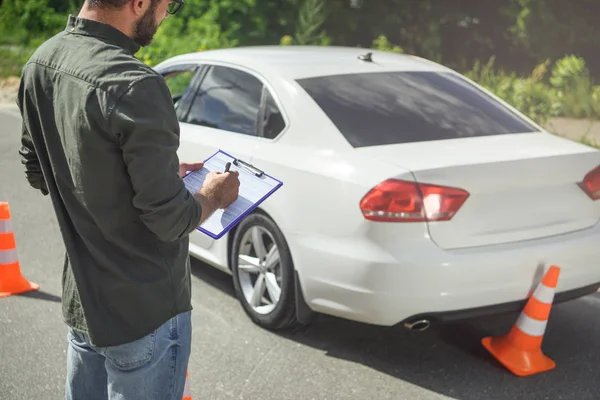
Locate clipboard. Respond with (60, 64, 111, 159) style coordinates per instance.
(182, 149, 283, 239)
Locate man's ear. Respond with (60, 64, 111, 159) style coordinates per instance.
(131, 0, 150, 17)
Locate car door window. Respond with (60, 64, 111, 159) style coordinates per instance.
(163, 70, 194, 105)
(259, 88, 286, 139)
(164, 70, 194, 99)
(161, 66, 198, 119)
(185, 65, 263, 136)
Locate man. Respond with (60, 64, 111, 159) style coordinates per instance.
(17, 0, 240, 398)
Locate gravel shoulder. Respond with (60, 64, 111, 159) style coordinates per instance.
(0, 77, 19, 107)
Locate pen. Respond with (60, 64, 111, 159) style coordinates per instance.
(224, 162, 231, 173)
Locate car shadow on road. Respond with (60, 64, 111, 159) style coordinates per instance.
(190, 260, 600, 400)
(190, 259, 237, 296)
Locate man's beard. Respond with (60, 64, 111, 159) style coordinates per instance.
(133, 2, 160, 47)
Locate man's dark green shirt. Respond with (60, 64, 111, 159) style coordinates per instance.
(17, 15, 202, 347)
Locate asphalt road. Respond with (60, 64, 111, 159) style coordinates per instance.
(1, 107, 599, 400)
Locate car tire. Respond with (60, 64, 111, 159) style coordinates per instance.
(231, 212, 298, 330)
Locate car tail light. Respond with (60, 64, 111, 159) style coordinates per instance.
(578, 164, 600, 200)
(359, 179, 469, 222)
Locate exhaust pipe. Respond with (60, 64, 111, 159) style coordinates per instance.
(403, 318, 431, 332)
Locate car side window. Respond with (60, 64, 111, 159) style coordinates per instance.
(185, 65, 263, 136)
(162, 69, 196, 111)
(260, 89, 286, 139)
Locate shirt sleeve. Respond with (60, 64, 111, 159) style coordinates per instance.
(18, 123, 49, 195)
(110, 75, 202, 242)
(17, 78, 49, 196)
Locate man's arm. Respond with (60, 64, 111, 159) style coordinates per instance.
(17, 78, 48, 196)
(110, 75, 203, 242)
(19, 125, 49, 195)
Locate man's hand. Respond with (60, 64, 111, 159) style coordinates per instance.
(193, 170, 241, 224)
(201, 170, 240, 208)
(179, 162, 204, 179)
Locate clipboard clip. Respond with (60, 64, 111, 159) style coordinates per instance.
(233, 158, 264, 177)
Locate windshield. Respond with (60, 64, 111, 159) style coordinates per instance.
(296, 71, 538, 147)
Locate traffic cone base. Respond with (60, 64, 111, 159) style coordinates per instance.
(482, 265, 560, 377)
(0, 202, 39, 298)
(482, 333, 555, 377)
(0, 261, 40, 298)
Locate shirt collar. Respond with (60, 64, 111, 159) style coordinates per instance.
(65, 14, 141, 55)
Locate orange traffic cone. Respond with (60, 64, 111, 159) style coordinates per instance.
(182, 370, 192, 400)
(0, 202, 39, 298)
(482, 265, 560, 376)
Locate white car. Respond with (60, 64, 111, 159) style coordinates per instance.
(154, 46, 600, 332)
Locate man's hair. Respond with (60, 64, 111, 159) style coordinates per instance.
(87, 0, 159, 10)
(87, 0, 129, 9)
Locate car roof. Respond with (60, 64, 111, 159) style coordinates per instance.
(157, 45, 451, 80)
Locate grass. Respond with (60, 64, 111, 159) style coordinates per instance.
(0, 46, 35, 78)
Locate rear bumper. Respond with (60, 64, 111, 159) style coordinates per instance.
(403, 281, 600, 324)
(292, 221, 600, 326)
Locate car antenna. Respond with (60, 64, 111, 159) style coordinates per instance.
(358, 52, 373, 62)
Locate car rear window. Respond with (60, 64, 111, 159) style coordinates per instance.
(296, 71, 538, 147)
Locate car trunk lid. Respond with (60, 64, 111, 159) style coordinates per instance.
(356, 133, 600, 249)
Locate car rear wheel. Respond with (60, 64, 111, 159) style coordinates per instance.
(231, 213, 298, 330)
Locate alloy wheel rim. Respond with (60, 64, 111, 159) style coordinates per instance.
(237, 226, 282, 314)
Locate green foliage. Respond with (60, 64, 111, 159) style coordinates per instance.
(371, 35, 404, 54)
(0, 46, 35, 77)
(136, 12, 238, 67)
(0, 0, 74, 45)
(464, 57, 554, 124)
(510, 78, 556, 124)
(548, 55, 597, 119)
(1, 0, 599, 127)
(293, 0, 330, 45)
(593, 86, 600, 117)
(279, 35, 294, 46)
(464, 55, 600, 124)
(137, 0, 298, 66)
(164, 70, 195, 96)
(3, 0, 600, 76)
(274, 0, 331, 46)
(550, 55, 587, 89)
(505, 0, 599, 73)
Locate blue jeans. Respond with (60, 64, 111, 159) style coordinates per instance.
(65, 311, 192, 400)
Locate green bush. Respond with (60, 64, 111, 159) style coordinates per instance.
(0, 46, 35, 78)
(462, 55, 599, 124)
(511, 79, 557, 124)
(464, 57, 558, 125)
(593, 86, 600, 117)
(1, 0, 598, 128)
(550, 55, 587, 89)
(0, 0, 73, 46)
(549, 55, 597, 119)
(372, 35, 404, 54)
(136, 2, 243, 67)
